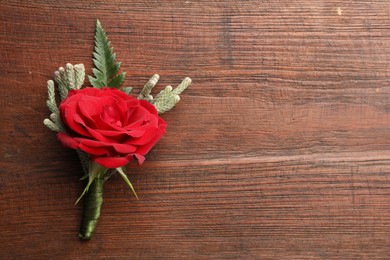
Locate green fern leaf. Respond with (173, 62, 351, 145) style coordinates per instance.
(89, 19, 125, 88)
(121, 87, 133, 94)
(108, 72, 126, 88)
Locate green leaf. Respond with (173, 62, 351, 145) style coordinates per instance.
(121, 86, 133, 94)
(88, 75, 105, 89)
(89, 19, 125, 88)
(75, 162, 106, 205)
(108, 72, 126, 88)
(116, 167, 139, 200)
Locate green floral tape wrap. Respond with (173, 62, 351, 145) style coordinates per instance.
(79, 177, 105, 240)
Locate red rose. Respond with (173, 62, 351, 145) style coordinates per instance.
(57, 87, 167, 168)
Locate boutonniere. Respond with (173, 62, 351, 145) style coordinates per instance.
(43, 20, 191, 240)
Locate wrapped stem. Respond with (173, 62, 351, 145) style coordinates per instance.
(79, 177, 105, 240)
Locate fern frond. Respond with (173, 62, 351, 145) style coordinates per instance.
(89, 19, 125, 88)
(121, 87, 133, 94)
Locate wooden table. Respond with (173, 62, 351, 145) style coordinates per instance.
(1, 1, 390, 258)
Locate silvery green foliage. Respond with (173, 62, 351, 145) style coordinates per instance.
(138, 74, 159, 102)
(43, 80, 63, 132)
(43, 63, 85, 132)
(138, 75, 191, 114)
(54, 63, 85, 99)
(44, 63, 88, 176)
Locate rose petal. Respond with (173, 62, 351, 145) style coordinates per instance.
(74, 114, 113, 142)
(78, 96, 101, 119)
(74, 138, 112, 148)
(101, 105, 121, 126)
(77, 104, 97, 129)
(96, 129, 145, 138)
(134, 154, 145, 165)
(74, 138, 136, 154)
(135, 117, 167, 155)
(94, 113, 126, 132)
(57, 132, 79, 149)
(79, 142, 108, 156)
(94, 156, 131, 168)
(76, 87, 101, 96)
(101, 87, 135, 102)
(58, 87, 167, 167)
(111, 143, 137, 154)
(139, 99, 158, 115)
(62, 102, 90, 137)
(125, 106, 148, 127)
(127, 115, 159, 145)
(113, 96, 128, 120)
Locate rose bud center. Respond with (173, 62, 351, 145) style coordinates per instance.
(102, 105, 122, 127)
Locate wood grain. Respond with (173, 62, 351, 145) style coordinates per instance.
(1, 0, 390, 258)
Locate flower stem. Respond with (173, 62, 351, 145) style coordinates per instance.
(79, 177, 105, 240)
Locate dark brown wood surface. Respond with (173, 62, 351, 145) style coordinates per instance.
(1, 0, 390, 258)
